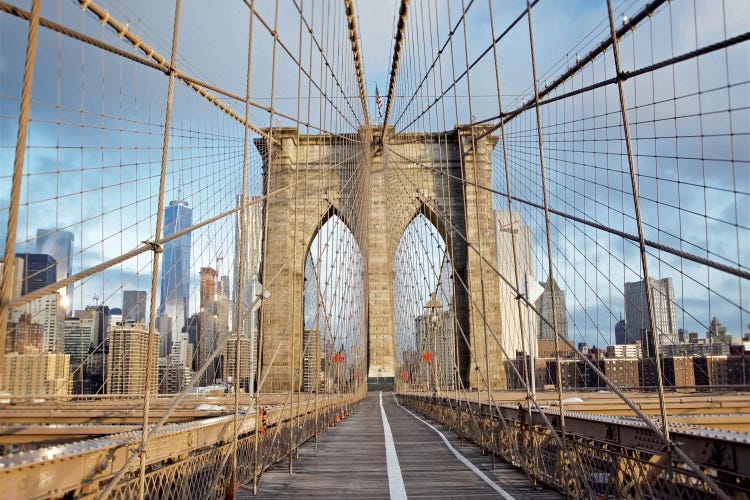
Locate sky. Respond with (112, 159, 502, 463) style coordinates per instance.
(1, 0, 748, 354)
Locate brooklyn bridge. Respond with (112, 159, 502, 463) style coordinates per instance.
(0, 0, 748, 498)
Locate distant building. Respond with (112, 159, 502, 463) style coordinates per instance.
(159, 199, 192, 342)
(537, 339, 575, 359)
(606, 344, 642, 359)
(122, 290, 147, 323)
(695, 356, 730, 386)
(63, 316, 95, 367)
(155, 316, 173, 358)
(16, 253, 56, 295)
(235, 195, 264, 281)
(624, 277, 678, 347)
(536, 277, 568, 341)
(707, 316, 731, 345)
(200, 267, 218, 312)
(546, 359, 584, 389)
(215, 279, 231, 334)
(601, 358, 640, 388)
(159, 357, 190, 394)
(639, 357, 695, 387)
(74, 305, 109, 350)
(660, 342, 728, 357)
(185, 313, 201, 371)
(234, 195, 264, 387)
(494, 210, 538, 358)
(82, 352, 104, 395)
(302, 329, 321, 392)
(217, 275, 231, 298)
(615, 315, 638, 345)
(170, 336, 193, 371)
(678, 328, 687, 343)
(35, 229, 74, 301)
(5, 314, 43, 354)
(107, 322, 158, 394)
(198, 312, 222, 385)
(224, 335, 251, 392)
(10, 293, 64, 353)
(63, 315, 100, 393)
(109, 308, 123, 330)
(2, 351, 71, 396)
(415, 307, 456, 390)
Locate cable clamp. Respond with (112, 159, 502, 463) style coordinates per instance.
(142, 240, 163, 254)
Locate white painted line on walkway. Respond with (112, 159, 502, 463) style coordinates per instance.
(380, 391, 408, 500)
(391, 393, 516, 500)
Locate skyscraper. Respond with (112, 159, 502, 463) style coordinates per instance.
(234, 195, 264, 337)
(224, 335, 251, 390)
(36, 229, 74, 301)
(536, 277, 568, 341)
(200, 267, 218, 312)
(159, 200, 192, 342)
(198, 267, 222, 385)
(16, 253, 57, 295)
(494, 210, 538, 358)
(63, 316, 96, 367)
(122, 290, 147, 323)
(107, 322, 158, 394)
(198, 313, 221, 385)
(624, 277, 678, 346)
(614, 316, 637, 345)
(234, 195, 264, 283)
(414, 308, 456, 390)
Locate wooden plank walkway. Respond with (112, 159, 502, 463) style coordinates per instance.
(243, 392, 563, 499)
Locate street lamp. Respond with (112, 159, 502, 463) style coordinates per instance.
(425, 291, 443, 397)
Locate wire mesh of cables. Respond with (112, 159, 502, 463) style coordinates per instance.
(383, 0, 747, 497)
(0, 0, 371, 497)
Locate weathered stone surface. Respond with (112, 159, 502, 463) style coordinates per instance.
(254, 125, 506, 391)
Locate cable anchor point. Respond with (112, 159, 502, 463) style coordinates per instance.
(142, 240, 163, 254)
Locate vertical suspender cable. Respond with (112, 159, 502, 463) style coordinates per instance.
(604, 0, 671, 440)
(231, 0, 256, 494)
(138, 1, 181, 499)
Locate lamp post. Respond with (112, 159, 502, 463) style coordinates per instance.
(425, 292, 443, 397)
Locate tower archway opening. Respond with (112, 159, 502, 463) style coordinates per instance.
(393, 212, 457, 394)
(302, 214, 366, 394)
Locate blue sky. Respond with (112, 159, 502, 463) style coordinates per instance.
(1, 0, 748, 353)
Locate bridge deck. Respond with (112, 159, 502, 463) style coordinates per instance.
(245, 392, 561, 499)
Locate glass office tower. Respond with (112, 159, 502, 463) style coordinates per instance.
(36, 229, 74, 301)
(159, 200, 192, 342)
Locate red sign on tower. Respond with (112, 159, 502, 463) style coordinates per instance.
(422, 352, 433, 364)
(333, 352, 344, 364)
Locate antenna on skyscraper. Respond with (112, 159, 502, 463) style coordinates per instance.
(177, 173, 183, 202)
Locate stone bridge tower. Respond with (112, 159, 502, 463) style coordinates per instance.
(254, 125, 505, 392)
